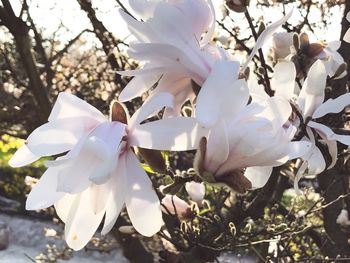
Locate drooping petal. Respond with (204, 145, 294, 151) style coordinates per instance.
(49, 92, 106, 123)
(101, 155, 127, 235)
(9, 144, 39, 168)
(297, 60, 327, 117)
(196, 60, 244, 127)
(308, 121, 350, 146)
(129, 117, 208, 151)
(65, 188, 105, 251)
(312, 93, 350, 119)
(244, 166, 273, 188)
(124, 151, 162, 237)
(344, 28, 350, 43)
(272, 61, 296, 100)
(55, 194, 76, 223)
(242, 9, 293, 70)
(26, 167, 65, 210)
(129, 92, 174, 129)
(306, 145, 326, 175)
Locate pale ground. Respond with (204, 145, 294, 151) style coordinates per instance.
(0, 213, 127, 263)
(0, 213, 256, 263)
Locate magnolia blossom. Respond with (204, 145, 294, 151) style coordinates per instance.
(194, 60, 311, 192)
(119, 1, 293, 117)
(271, 32, 346, 79)
(9, 92, 204, 250)
(185, 181, 205, 204)
(273, 60, 350, 180)
(161, 194, 191, 219)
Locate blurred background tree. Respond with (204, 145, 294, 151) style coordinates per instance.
(1, 0, 350, 262)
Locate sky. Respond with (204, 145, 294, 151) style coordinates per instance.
(1, 0, 345, 51)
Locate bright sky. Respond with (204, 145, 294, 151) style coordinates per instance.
(1, 0, 344, 49)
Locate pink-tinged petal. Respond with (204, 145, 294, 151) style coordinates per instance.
(161, 195, 189, 217)
(26, 167, 65, 210)
(101, 157, 127, 235)
(272, 61, 296, 100)
(308, 121, 350, 145)
(128, 0, 158, 20)
(185, 182, 205, 203)
(124, 151, 162, 237)
(129, 117, 208, 151)
(119, 75, 161, 102)
(9, 144, 39, 168)
(196, 60, 243, 127)
(205, 121, 229, 173)
(119, 10, 156, 43)
(49, 92, 106, 123)
(65, 188, 105, 251)
(244, 166, 273, 188)
(200, 0, 215, 45)
(242, 9, 293, 70)
(117, 67, 165, 77)
(297, 60, 327, 117)
(306, 145, 326, 175)
(313, 93, 350, 119)
(27, 117, 100, 157)
(344, 28, 350, 43)
(129, 92, 174, 129)
(55, 194, 76, 223)
(128, 43, 208, 78)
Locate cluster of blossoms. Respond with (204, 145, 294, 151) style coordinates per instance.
(9, 0, 350, 250)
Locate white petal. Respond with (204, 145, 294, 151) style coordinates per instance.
(200, 0, 215, 45)
(101, 157, 127, 235)
(196, 60, 244, 127)
(344, 28, 350, 43)
(129, 117, 208, 151)
(306, 145, 326, 175)
(272, 61, 296, 100)
(308, 121, 350, 146)
(89, 183, 111, 215)
(57, 122, 125, 193)
(119, 74, 161, 102)
(287, 141, 312, 160)
(313, 93, 350, 119)
(244, 166, 273, 188)
(55, 194, 76, 223)
(185, 182, 205, 203)
(242, 9, 293, 70)
(9, 144, 39, 168)
(204, 121, 229, 173)
(129, 92, 174, 128)
(27, 117, 99, 157)
(65, 188, 105, 251)
(26, 167, 65, 210)
(297, 60, 327, 117)
(49, 92, 105, 122)
(124, 151, 162, 237)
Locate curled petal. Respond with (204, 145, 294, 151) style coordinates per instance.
(308, 121, 350, 146)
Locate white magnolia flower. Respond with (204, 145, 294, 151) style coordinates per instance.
(195, 61, 311, 191)
(118, 0, 220, 108)
(161, 194, 191, 219)
(274, 60, 350, 179)
(185, 181, 205, 203)
(9, 92, 205, 250)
